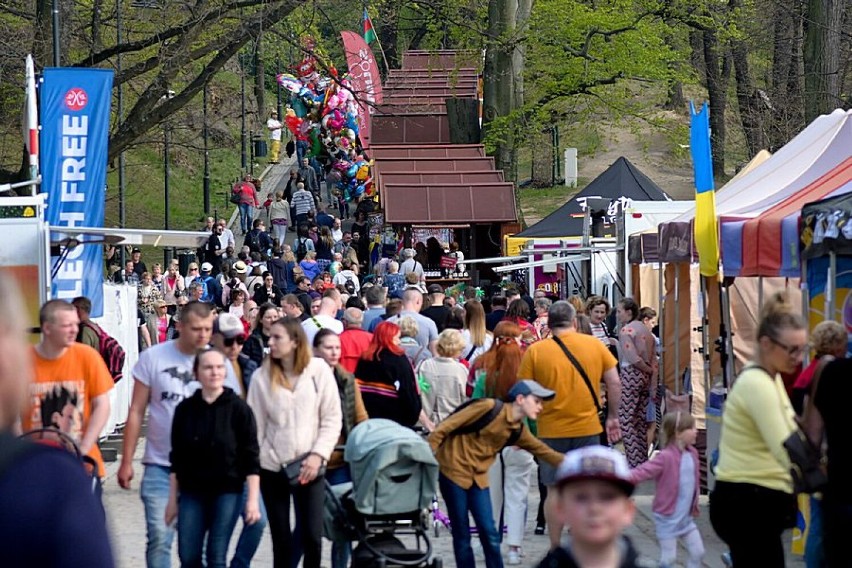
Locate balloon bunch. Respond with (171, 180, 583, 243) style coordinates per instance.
(276, 41, 374, 203)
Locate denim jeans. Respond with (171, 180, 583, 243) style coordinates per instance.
(238, 204, 253, 234)
(177, 491, 242, 568)
(296, 140, 308, 163)
(805, 495, 824, 568)
(439, 473, 503, 568)
(140, 464, 174, 568)
(326, 467, 353, 568)
(230, 481, 268, 568)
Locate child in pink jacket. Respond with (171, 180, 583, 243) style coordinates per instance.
(630, 411, 705, 568)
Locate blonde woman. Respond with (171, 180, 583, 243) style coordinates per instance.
(246, 317, 342, 568)
(162, 263, 185, 314)
(138, 271, 164, 316)
(269, 191, 291, 244)
(418, 329, 469, 431)
(461, 300, 493, 365)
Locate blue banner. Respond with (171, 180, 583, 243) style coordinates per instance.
(40, 68, 113, 317)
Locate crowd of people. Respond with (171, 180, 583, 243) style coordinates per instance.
(1, 231, 849, 568)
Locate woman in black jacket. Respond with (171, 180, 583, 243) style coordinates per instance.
(354, 321, 422, 428)
(242, 303, 280, 366)
(252, 272, 283, 306)
(165, 349, 261, 568)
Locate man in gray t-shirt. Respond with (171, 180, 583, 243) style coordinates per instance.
(118, 302, 240, 567)
(386, 289, 438, 354)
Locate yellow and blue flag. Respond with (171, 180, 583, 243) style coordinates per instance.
(691, 101, 718, 277)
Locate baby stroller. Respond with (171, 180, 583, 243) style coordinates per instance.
(327, 419, 442, 568)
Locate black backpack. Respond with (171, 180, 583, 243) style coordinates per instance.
(446, 399, 523, 447)
(296, 237, 309, 262)
(343, 275, 356, 295)
(246, 231, 262, 254)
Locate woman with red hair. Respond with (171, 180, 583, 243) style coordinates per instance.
(471, 321, 535, 565)
(354, 321, 422, 427)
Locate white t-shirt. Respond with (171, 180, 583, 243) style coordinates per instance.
(460, 329, 494, 364)
(400, 258, 424, 280)
(132, 341, 241, 467)
(333, 270, 360, 294)
(267, 118, 283, 141)
(301, 314, 344, 346)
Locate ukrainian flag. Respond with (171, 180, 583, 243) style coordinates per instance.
(691, 101, 718, 277)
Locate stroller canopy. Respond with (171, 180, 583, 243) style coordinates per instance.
(345, 419, 439, 516)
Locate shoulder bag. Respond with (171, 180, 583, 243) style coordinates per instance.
(552, 335, 609, 445)
(782, 359, 830, 494)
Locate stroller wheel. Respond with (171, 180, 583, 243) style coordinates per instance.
(376, 559, 387, 568)
(431, 558, 443, 568)
(433, 522, 440, 538)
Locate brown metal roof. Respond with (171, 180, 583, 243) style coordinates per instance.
(378, 171, 504, 186)
(401, 50, 481, 70)
(371, 114, 451, 144)
(371, 144, 485, 158)
(372, 50, 517, 225)
(383, 183, 517, 224)
(374, 156, 496, 171)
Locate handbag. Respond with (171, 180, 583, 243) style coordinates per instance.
(783, 357, 830, 494)
(283, 453, 326, 487)
(553, 336, 609, 445)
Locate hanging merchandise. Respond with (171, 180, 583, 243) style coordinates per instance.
(275, 35, 375, 204)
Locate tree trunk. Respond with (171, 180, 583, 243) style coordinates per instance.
(803, 0, 843, 121)
(730, 0, 766, 157)
(483, 0, 517, 180)
(702, 28, 730, 179)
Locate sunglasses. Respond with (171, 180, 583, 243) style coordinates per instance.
(223, 336, 246, 347)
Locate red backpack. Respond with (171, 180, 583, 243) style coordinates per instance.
(83, 322, 126, 383)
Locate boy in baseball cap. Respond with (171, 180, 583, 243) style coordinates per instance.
(429, 380, 565, 568)
(537, 446, 655, 568)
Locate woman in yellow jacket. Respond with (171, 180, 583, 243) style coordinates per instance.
(709, 292, 803, 567)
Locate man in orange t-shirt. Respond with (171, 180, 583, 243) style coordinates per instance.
(22, 300, 113, 487)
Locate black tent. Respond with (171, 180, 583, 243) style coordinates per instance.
(516, 157, 670, 238)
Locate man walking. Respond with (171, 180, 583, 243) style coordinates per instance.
(22, 300, 113, 496)
(338, 308, 373, 373)
(233, 175, 259, 235)
(299, 157, 319, 199)
(267, 110, 283, 164)
(387, 289, 439, 354)
(290, 182, 315, 228)
(517, 300, 622, 550)
(118, 301, 242, 568)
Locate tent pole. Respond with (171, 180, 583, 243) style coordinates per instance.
(659, 262, 665, 394)
(829, 252, 837, 321)
(721, 281, 735, 385)
(674, 264, 680, 395)
(757, 276, 764, 313)
(700, 275, 711, 409)
(802, 257, 810, 366)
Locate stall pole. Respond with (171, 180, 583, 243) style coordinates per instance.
(801, 257, 810, 365)
(758, 276, 764, 313)
(658, 262, 665, 393)
(674, 264, 681, 395)
(700, 275, 711, 406)
(828, 251, 837, 321)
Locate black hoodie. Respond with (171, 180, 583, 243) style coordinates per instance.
(170, 388, 260, 495)
(536, 536, 658, 568)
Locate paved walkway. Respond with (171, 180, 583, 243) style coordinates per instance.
(101, 443, 804, 567)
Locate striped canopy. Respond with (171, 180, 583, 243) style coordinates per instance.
(721, 158, 852, 277)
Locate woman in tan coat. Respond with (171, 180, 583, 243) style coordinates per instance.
(246, 317, 341, 568)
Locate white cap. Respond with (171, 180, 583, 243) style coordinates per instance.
(201, 262, 213, 272)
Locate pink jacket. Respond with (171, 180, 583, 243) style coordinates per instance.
(629, 445, 700, 517)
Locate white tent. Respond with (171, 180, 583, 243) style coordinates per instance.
(664, 109, 851, 226)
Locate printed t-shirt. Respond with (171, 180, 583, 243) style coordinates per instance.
(24, 343, 114, 477)
(518, 331, 617, 439)
(132, 340, 241, 467)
